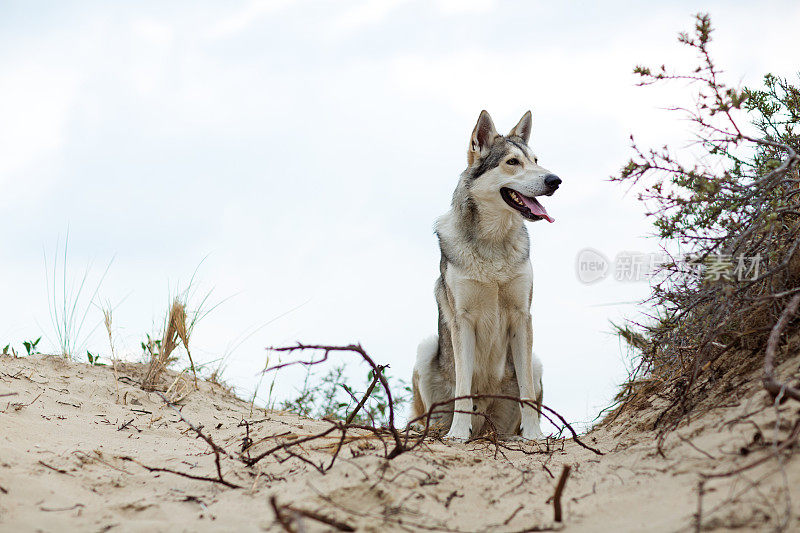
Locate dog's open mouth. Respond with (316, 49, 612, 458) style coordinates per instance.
(500, 188, 554, 223)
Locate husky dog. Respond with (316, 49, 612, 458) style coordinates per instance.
(411, 110, 561, 441)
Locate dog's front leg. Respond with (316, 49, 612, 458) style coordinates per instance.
(445, 317, 475, 441)
(510, 317, 544, 440)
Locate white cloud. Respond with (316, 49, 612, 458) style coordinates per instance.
(0, 63, 79, 196)
(132, 18, 174, 47)
(435, 0, 496, 15)
(326, 0, 411, 36)
(208, 0, 297, 38)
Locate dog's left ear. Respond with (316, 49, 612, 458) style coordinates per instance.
(507, 110, 532, 144)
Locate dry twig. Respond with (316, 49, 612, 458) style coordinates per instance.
(552, 465, 571, 523)
(270, 495, 298, 533)
(763, 293, 800, 402)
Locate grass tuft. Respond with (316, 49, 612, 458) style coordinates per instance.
(44, 233, 113, 360)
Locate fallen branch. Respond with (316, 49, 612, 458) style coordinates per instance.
(270, 495, 298, 533)
(156, 392, 234, 488)
(502, 504, 524, 526)
(406, 394, 603, 456)
(244, 422, 341, 467)
(261, 343, 600, 467)
(136, 392, 242, 488)
(552, 465, 571, 523)
(701, 418, 800, 480)
(763, 293, 800, 402)
(120, 455, 241, 489)
(38, 461, 71, 476)
(283, 503, 355, 532)
(694, 479, 705, 533)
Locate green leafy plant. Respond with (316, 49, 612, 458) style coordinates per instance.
(23, 337, 41, 356)
(280, 363, 410, 427)
(141, 334, 163, 361)
(86, 351, 105, 366)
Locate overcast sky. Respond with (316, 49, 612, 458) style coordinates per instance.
(2, 1, 798, 430)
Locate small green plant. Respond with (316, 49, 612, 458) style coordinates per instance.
(23, 337, 41, 356)
(2, 344, 9, 355)
(86, 351, 105, 366)
(280, 363, 410, 427)
(141, 335, 163, 361)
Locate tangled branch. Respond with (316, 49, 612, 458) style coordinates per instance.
(763, 293, 800, 402)
(242, 342, 601, 472)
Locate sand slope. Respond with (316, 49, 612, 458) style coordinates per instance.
(1, 353, 799, 532)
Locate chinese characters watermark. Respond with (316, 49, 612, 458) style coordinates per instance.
(575, 248, 761, 284)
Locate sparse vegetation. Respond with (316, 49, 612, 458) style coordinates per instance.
(279, 362, 411, 426)
(44, 234, 113, 360)
(2, 338, 42, 357)
(141, 297, 197, 391)
(86, 351, 104, 366)
(139, 273, 222, 392)
(22, 337, 41, 356)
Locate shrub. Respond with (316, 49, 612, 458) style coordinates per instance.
(280, 363, 410, 427)
(611, 14, 800, 427)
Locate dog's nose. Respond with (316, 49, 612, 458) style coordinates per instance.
(544, 174, 562, 189)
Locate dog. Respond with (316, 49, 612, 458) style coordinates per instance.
(411, 110, 561, 441)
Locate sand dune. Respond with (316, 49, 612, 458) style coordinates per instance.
(1, 353, 799, 532)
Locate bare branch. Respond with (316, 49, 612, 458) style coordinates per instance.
(552, 465, 572, 523)
(763, 293, 800, 402)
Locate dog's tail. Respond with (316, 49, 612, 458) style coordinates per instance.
(411, 335, 439, 422)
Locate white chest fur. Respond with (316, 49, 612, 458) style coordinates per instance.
(444, 261, 532, 390)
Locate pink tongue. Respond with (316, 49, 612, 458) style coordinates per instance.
(520, 195, 555, 223)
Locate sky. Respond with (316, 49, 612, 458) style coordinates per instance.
(1, 0, 799, 431)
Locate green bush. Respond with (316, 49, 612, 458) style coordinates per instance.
(611, 14, 800, 427)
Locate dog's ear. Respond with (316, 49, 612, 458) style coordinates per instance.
(468, 110, 498, 165)
(507, 110, 532, 144)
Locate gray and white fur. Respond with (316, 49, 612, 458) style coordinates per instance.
(411, 110, 561, 441)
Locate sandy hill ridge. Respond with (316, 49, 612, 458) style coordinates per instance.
(1, 353, 799, 532)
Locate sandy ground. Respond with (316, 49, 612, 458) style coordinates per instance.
(2, 353, 800, 532)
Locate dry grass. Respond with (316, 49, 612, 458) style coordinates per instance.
(141, 298, 199, 391)
(102, 306, 122, 403)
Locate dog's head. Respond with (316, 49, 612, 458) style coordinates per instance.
(465, 110, 560, 223)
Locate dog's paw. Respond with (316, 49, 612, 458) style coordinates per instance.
(518, 427, 545, 441)
(444, 427, 471, 442)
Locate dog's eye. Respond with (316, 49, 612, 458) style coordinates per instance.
(506, 158, 520, 166)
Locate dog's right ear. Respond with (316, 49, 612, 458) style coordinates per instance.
(468, 110, 498, 165)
